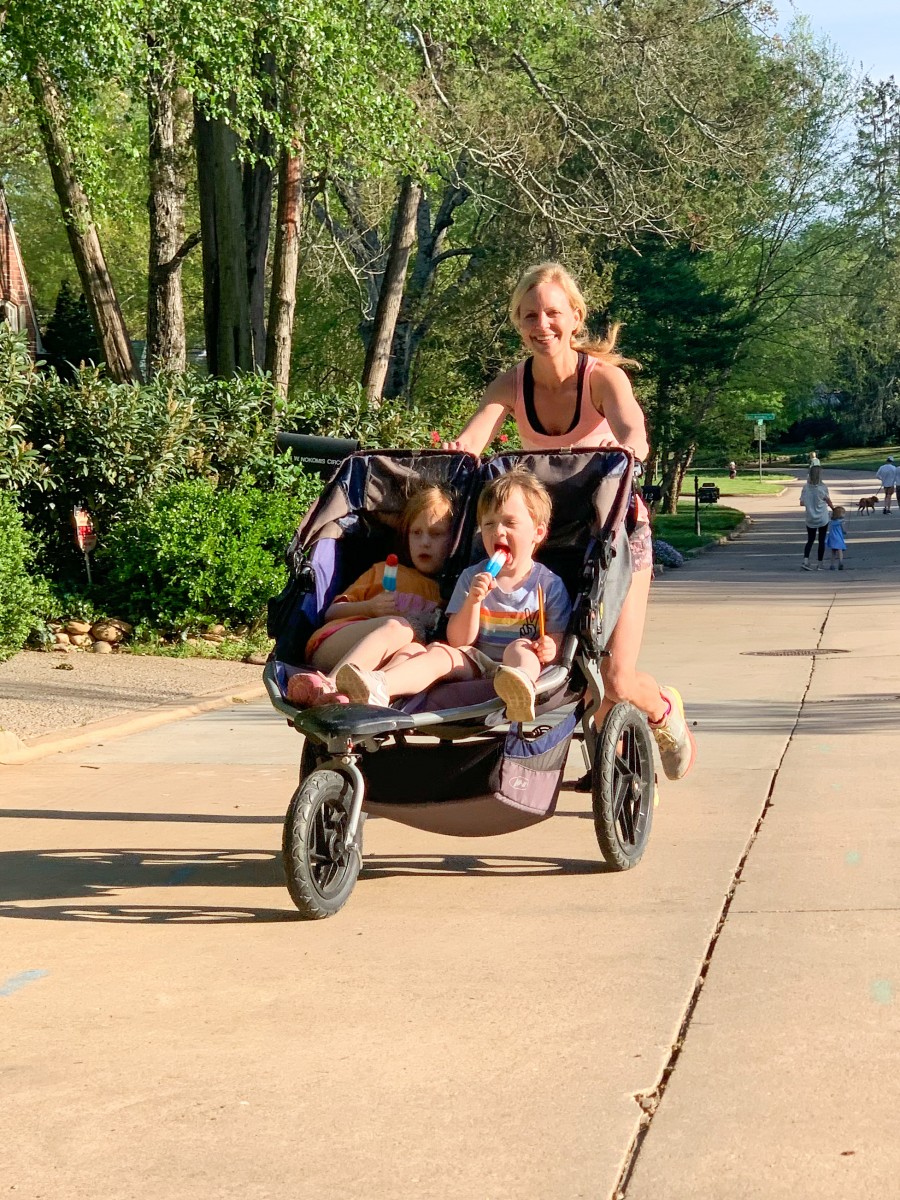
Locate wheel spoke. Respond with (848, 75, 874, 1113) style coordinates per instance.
(613, 776, 635, 845)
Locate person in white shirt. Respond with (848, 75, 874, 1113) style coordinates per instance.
(799, 465, 834, 570)
(876, 456, 896, 514)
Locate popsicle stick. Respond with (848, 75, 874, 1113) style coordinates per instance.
(537, 584, 546, 639)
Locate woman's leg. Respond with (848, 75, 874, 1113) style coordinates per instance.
(817, 525, 827, 562)
(596, 565, 695, 781)
(803, 527, 816, 559)
(311, 616, 415, 676)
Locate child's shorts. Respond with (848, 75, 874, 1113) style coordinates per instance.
(459, 646, 502, 679)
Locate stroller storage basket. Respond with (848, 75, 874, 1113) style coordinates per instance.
(362, 711, 579, 837)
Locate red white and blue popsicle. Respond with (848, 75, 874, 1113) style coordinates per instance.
(484, 547, 509, 578)
(382, 553, 399, 592)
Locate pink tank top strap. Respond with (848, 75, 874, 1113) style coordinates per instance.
(513, 353, 613, 450)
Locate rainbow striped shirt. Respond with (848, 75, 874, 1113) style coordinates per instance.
(448, 561, 572, 661)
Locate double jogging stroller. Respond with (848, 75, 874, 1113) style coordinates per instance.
(264, 448, 656, 919)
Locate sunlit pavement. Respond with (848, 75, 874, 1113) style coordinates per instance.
(1, 468, 897, 1199)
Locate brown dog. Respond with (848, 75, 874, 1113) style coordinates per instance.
(858, 495, 879, 514)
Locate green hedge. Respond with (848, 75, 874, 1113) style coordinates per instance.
(101, 477, 321, 630)
(0, 493, 48, 662)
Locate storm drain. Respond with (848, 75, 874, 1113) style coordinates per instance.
(741, 648, 850, 657)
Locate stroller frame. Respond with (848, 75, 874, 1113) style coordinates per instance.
(265, 448, 656, 918)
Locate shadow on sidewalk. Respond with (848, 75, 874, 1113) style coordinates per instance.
(688, 695, 900, 735)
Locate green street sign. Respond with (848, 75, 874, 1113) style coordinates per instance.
(745, 412, 776, 421)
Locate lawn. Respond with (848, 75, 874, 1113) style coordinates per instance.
(685, 469, 791, 496)
(654, 503, 746, 554)
(813, 445, 900, 473)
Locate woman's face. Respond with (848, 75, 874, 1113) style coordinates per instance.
(517, 281, 581, 359)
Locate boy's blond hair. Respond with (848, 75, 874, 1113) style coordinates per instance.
(477, 467, 552, 534)
(832, 505, 846, 519)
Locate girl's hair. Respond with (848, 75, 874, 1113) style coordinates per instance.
(477, 466, 552, 534)
(400, 483, 454, 542)
(508, 261, 639, 368)
(832, 505, 846, 518)
(808, 465, 822, 485)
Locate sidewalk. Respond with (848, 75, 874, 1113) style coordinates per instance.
(1, 470, 897, 1199)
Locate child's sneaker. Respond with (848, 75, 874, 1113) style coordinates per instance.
(649, 687, 696, 781)
(335, 664, 390, 707)
(494, 666, 536, 722)
(830, 563, 836, 570)
(838, 562, 844, 570)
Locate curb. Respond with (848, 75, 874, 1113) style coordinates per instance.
(0, 680, 267, 767)
(684, 515, 753, 559)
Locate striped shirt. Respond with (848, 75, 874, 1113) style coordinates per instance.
(448, 561, 572, 661)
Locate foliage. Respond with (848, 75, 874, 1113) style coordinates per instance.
(653, 504, 745, 553)
(0, 327, 53, 492)
(0, 491, 50, 662)
(41, 280, 98, 378)
(100, 478, 316, 630)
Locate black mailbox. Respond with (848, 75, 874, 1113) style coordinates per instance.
(698, 482, 720, 504)
(641, 484, 663, 505)
(276, 432, 360, 479)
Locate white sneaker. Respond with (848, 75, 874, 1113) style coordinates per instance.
(801, 559, 812, 571)
(494, 666, 536, 722)
(335, 664, 390, 707)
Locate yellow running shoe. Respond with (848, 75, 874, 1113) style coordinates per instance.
(649, 686, 696, 781)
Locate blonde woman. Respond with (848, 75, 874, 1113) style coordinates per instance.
(444, 261, 694, 781)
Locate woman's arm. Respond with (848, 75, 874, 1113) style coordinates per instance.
(591, 365, 650, 461)
(443, 373, 515, 454)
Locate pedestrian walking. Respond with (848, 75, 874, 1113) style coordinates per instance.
(825, 505, 847, 570)
(800, 465, 834, 571)
(876, 455, 896, 514)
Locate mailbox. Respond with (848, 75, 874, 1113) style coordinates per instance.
(698, 482, 720, 504)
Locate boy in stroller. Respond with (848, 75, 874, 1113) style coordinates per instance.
(287, 483, 454, 706)
(336, 468, 571, 723)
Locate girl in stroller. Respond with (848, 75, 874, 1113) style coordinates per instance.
(287, 484, 454, 706)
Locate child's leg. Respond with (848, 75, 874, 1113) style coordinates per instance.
(494, 638, 542, 722)
(311, 616, 415, 677)
(337, 642, 477, 704)
(500, 637, 542, 681)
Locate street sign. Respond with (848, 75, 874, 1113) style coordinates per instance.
(745, 412, 776, 421)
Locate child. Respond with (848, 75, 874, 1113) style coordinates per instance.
(825, 505, 847, 570)
(287, 484, 455, 706)
(337, 467, 571, 722)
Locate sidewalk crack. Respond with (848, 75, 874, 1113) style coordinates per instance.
(612, 596, 837, 1198)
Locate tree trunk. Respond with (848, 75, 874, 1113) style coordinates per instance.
(265, 143, 303, 399)
(361, 176, 421, 402)
(243, 130, 274, 368)
(147, 57, 190, 375)
(29, 61, 141, 383)
(194, 106, 253, 377)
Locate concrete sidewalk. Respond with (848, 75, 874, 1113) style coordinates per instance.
(1, 470, 897, 1199)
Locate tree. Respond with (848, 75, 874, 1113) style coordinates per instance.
(41, 280, 97, 379)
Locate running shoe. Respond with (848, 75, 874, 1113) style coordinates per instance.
(649, 686, 696, 781)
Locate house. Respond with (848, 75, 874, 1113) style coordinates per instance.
(0, 181, 42, 353)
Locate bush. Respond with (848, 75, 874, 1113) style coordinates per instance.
(0, 493, 49, 662)
(0, 327, 52, 493)
(101, 475, 322, 630)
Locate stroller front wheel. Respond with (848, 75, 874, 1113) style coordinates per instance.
(282, 770, 361, 918)
(591, 703, 654, 870)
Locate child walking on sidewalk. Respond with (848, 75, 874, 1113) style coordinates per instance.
(337, 467, 571, 722)
(826, 505, 847, 570)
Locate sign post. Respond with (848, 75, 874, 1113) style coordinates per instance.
(72, 505, 97, 585)
(745, 413, 776, 480)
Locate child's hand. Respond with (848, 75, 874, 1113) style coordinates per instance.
(368, 592, 400, 617)
(466, 571, 494, 605)
(532, 635, 557, 665)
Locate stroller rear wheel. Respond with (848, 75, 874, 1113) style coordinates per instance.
(282, 770, 361, 918)
(592, 703, 654, 870)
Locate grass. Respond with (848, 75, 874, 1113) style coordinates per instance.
(813, 445, 900, 473)
(125, 628, 273, 660)
(685, 470, 791, 496)
(654, 503, 746, 553)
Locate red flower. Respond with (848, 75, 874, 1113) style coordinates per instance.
(499, 433, 509, 443)
(430, 430, 441, 445)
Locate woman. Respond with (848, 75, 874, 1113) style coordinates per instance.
(799, 464, 833, 571)
(443, 261, 695, 782)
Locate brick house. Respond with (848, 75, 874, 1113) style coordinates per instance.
(0, 182, 42, 353)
